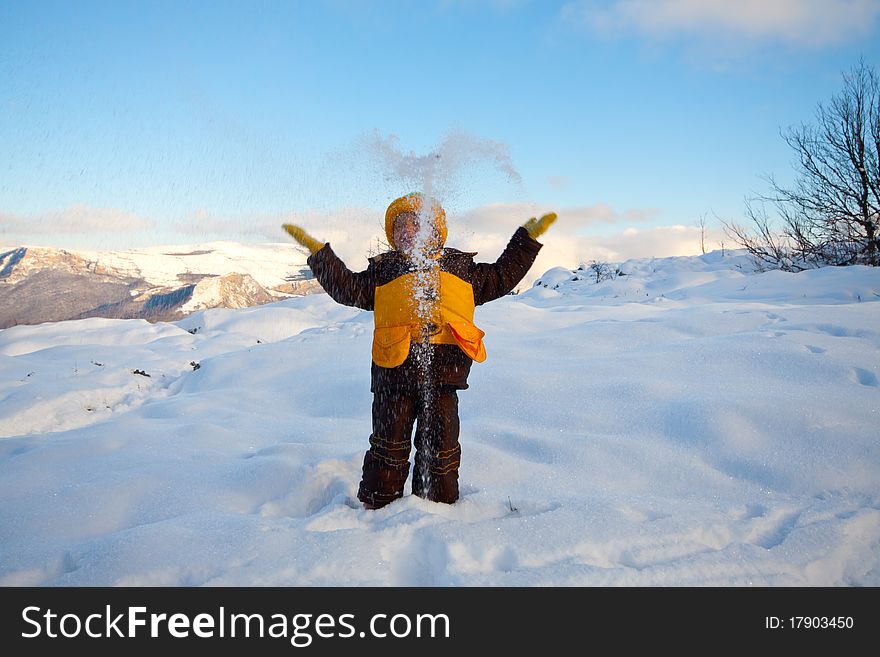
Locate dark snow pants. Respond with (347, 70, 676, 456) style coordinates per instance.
(357, 384, 461, 508)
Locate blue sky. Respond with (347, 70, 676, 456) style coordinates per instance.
(1, 0, 879, 264)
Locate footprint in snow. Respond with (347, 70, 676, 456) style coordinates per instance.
(257, 458, 360, 519)
(850, 367, 878, 387)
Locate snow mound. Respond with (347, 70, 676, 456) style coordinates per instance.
(527, 249, 880, 306)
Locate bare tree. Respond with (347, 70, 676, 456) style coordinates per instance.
(584, 260, 621, 283)
(725, 202, 812, 271)
(727, 59, 880, 268)
(697, 212, 708, 254)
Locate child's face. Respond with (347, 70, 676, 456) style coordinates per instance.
(393, 212, 418, 252)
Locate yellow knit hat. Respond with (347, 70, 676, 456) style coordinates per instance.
(384, 193, 447, 249)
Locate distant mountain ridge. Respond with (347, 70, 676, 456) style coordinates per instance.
(0, 242, 319, 328)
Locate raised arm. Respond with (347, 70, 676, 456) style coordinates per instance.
(470, 212, 556, 305)
(283, 223, 375, 311)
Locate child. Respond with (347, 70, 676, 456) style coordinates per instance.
(283, 193, 556, 509)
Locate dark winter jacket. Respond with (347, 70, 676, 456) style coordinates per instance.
(307, 226, 542, 392)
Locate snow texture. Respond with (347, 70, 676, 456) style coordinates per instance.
(1, 249, 878, 586)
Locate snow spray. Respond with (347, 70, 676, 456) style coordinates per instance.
(365, 131, 523, 498)
(364, 130, 522, 215)
(409, 195, 442, 498)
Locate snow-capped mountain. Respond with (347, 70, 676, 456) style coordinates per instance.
(0, 242, 320, 328)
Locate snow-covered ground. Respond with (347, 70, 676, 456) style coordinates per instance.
(1, 249, 878, 586)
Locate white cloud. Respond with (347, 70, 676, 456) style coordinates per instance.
(0, 200, 725, 288)
(173, 207, 387, 269)
(563, 0, 880, 47)
(447, 203, 658, 250)
(451, 201, 658, 237)
(170, 201, 718, 286)
(443, 202, 715, 287)
(173, 210, 258, 239)
(0, 204, 155, 235)
(589, 223, 702, 261)
(173, 199, 657, 270)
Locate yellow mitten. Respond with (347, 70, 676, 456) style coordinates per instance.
(523, 212, 557, 240)
(282, 223, 325, 255)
